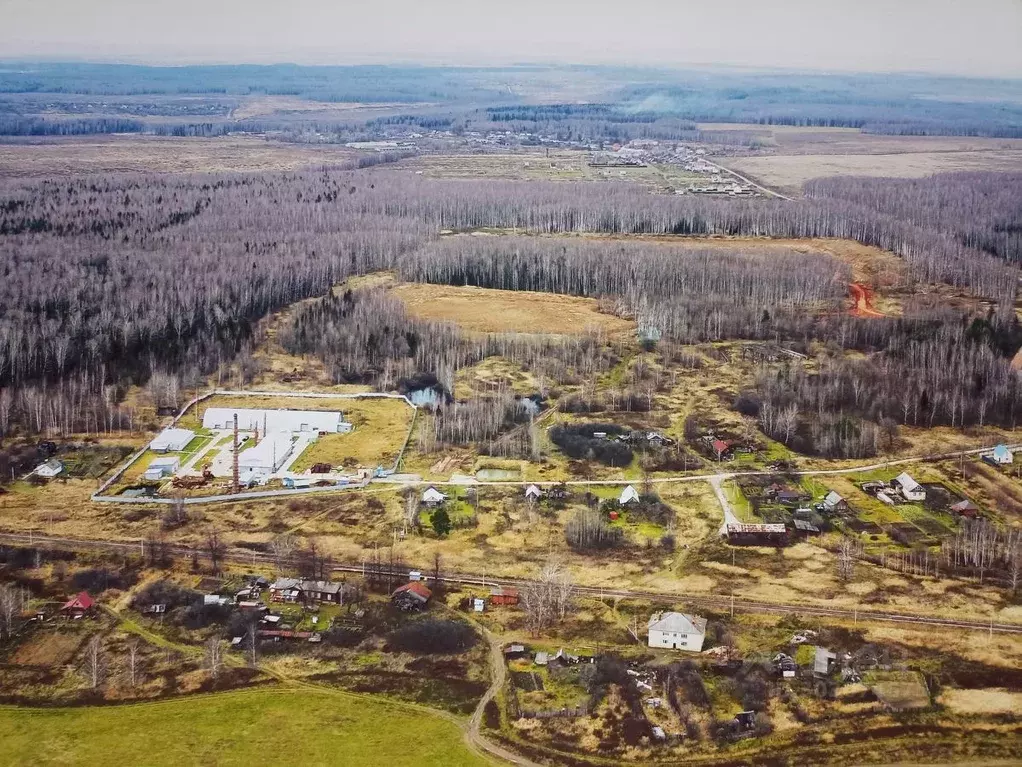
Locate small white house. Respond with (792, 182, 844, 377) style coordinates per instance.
(525, 484, 542, 501)
(33, 458, 64, 479)
(989, 445, 1014, 465)
(149, 427, 195, 453)
(620, 485, 640, 505)
(143, 455, 180, 481)
(893, 472, 925, 502)
(648, 611, 707, 652)
(421, 487, 448, 506)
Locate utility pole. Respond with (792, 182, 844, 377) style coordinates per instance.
(232, 413, 240, 493)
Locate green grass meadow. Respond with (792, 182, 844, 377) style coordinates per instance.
(0, 688, 489, 767)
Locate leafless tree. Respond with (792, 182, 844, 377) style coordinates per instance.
(84, 635, 105, 689)
(270, 534, 296, 570)
(0, 584, 24, 639)
(126, 638, 143, 688)
(520, 561, 574, 636)
(205, 636, 224, 680)
(246, 622, 258, 668)
(837, 538, 858, 582)
(205, 528, 226, 574)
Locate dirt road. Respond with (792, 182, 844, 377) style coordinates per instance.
(468, 628, 543, 767)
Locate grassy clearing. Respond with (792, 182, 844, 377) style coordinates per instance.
(0, 687, 488, 766)
(290, 398, 413, 472)
(390, 282, 635, 337)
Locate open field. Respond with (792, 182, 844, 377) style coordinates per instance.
(698, 123, 1022, 156)
(404, 151, 702, 188)
(0, 135, 362, 176)
(290, 397, 414, 472)
(391, 282, 635, 336)
(0, 688, 488, 767)
(230, 95, 436, 120)
(725, 150, 1022, 193)
(697, 123, 1022, 193)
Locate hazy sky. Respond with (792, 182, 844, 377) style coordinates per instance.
(2, 0, 1021, 77)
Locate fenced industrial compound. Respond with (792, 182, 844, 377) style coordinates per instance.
(92, 389, 417, 506)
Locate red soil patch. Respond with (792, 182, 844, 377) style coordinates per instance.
(850, 283, 884, 318)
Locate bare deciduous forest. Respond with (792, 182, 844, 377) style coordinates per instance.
(1, 169, 1021, 448)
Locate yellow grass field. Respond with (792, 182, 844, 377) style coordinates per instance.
(938, 688, 1022, 715)
(291, 397, 414, 472)
(390, 282, 635, 336)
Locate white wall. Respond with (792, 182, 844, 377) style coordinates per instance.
(648, 629, 705, 652)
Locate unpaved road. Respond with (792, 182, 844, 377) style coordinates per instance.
(468, 628, 544, 767)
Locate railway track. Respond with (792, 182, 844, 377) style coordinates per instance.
(2, 531, 1019, 636)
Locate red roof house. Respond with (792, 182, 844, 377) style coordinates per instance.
(61, 591, 95, 617)
(392, 582, 432, 611)
(712, 439, 731, 457)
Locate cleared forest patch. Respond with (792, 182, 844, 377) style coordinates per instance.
(0, 135, 361, 176)
(725, 150, 1022, 193)
(390, 282, 635, 336)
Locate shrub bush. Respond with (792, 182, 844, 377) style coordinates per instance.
(388, 619, 478, 654)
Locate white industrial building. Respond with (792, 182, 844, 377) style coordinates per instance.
(150, 427, 195, 453)
(647, 611, 707, 652)
(202, 407, 351, 434)
(239, 432, 295, 474)
(144, 456, 180, 481)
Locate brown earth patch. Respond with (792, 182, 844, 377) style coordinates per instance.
(390, 282, 635, 336)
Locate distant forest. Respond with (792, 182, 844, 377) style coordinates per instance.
(1, 63, 1020, 138)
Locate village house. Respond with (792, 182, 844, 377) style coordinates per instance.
(61, 591, 95, 619)
(33, 458, 64, 479)
(269, 577, 303, 603)
(421, 487, 448, 507)
(987, 445, 1014, 465)
(620, 485, 640, 505)
(950, 499, 980, 518)
(524, 484, 542, 502)
(724, 522, 788, 546)
(391, 581, 432, 611)
(268, 578, 345, 605)
(822, 491, 848, 513)
(711, 439, 731, 460)
(893, 473, 926, 502)
(647, 611, 707, 652)
(301, 580, 345, 605)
